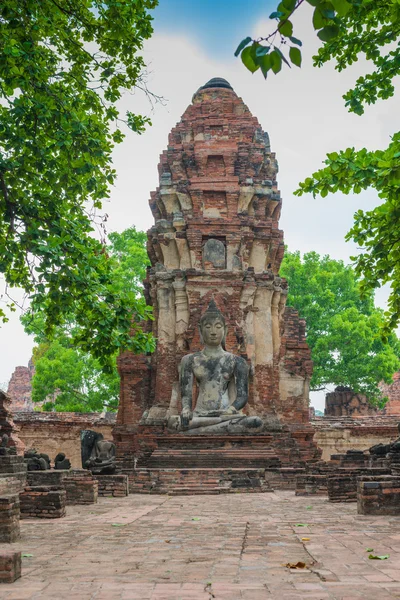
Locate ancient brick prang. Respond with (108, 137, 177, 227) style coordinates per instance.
(6, 361, 34, 412)
(115, 78, 312, 436)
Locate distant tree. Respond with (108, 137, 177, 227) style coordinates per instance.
(281, 250, 400, 403)
(236, 0, 400, 335)
(0, 0, 157, 370)
(24, 226, 150, 412)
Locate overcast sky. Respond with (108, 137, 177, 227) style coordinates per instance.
(1, 1, 399, 411)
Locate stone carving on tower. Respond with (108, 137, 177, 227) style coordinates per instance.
(114, 78, 319, 470)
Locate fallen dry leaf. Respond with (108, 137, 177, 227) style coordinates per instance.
(285, 561, 307, 569)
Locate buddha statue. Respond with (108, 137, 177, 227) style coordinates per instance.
(81, 430, 116, 475)
(168, 300, 263, 434)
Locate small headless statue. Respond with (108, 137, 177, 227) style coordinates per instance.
(168, 300, 263, 434)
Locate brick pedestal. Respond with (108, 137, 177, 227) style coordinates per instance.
(0, 552, 21, 583)
(0, 495, 20, 542)
(64, 469, 98, 505)
(95, 474, 128, 497)
(357, 476, 400, 515)
(20, 486, 66, 518)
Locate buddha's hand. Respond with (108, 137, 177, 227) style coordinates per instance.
(180, 406, 193, 429)
(226, 406, 239, 415)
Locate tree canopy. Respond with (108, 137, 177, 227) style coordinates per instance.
(25, 226, 149, 412)
(281, 249, 400, 403)
(0, 0, 157, 370)
(236, 0, 400, 336)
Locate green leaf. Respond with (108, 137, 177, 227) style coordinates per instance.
(331, 0, 352, 16)
(234, 37, 252, 57)
(295, 523, 308, 527)
(258, 54, 271, 78)
(317, 25, 340, 41)
(241, 45, 260, 73)
(269, 50, 282, 74)
(289, 36, 303, 46)
(313, 7, 326, 28)
(366, 548, 374, 552)
(22, 553, 34, 558)
(269, 11, 285, 19)
(279, 20, 293, 37)
(282, 0, 297, 10)
(289, 46, 302, 67)
(255, 45, 270, 57)
(192, 517, 201, 521)
(368, 554, 389, 560)
(111, 523, 126, 527)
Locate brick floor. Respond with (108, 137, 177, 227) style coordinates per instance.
(0, 491, 399, 598)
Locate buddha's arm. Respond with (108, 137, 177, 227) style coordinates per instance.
(180, 355, 194, 428)
(232, 357, 249, 411)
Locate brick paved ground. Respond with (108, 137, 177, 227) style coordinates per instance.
(0, 491, 400, 599)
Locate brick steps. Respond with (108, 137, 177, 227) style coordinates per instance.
(128, 467, 272, 495)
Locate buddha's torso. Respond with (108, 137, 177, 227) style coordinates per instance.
(190, 351, 237, 415)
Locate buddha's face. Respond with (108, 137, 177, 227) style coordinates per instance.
(200, 317, 225, 347)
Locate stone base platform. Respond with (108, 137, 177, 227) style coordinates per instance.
(115, 426, 321, 495)
(129, 468, 272, 495)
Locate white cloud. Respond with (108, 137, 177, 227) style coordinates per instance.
(1, 10, 398, 411)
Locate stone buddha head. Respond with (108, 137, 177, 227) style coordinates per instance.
(199, 300, 227, 348)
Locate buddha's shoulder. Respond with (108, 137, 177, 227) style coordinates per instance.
(180, 352, 202, 366)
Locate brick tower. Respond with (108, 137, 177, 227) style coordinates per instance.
(114, 78, 320, 491)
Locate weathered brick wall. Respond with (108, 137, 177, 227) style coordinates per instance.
(295, 474, 327, 496)
(312, 416, 400, 460)
(14, 412, 115, 468)
(95, 474, 129, 497)
(380, 371, 400, 415)
(325, 387, 378, 417)
(0, 495, 20, 542)
(20, 486, 66, 519)
(357, 476, 400, 515)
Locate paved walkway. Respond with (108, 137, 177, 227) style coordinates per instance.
(1, 491, 400, 599)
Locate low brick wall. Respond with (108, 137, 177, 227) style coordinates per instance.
(0, 552, 21, 583)
(64, 470, 98, 505)
(265, 468, 306, 490)
(0, 496, 20, 542)
(295, 474, 327, 496)
(357, 476, 400, 515)
(327, 468, 391, 503)
(96, 474, 129, 497)
(27, 470, 67, 488)
(13, 412, 116, 468)
(20, 486, 66, 519)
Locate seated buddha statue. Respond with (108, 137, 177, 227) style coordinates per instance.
(167, 300, 263, 434)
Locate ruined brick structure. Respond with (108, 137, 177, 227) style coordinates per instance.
(6, 360, 34, 411)
(325, 387, 378, 417)
(380, 371, 400, 415)
(113, 77, 321, 488)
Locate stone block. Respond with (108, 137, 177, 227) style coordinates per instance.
(20, 486, 66, 519)
(0, 552, 21, 583)
(295, 474, 327, 496)
(0, 495, 20, 542)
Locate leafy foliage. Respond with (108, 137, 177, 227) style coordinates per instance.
(0, 0, 157, 369)
(26, 226, 150, 412)
(281, 250, 400, 402)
